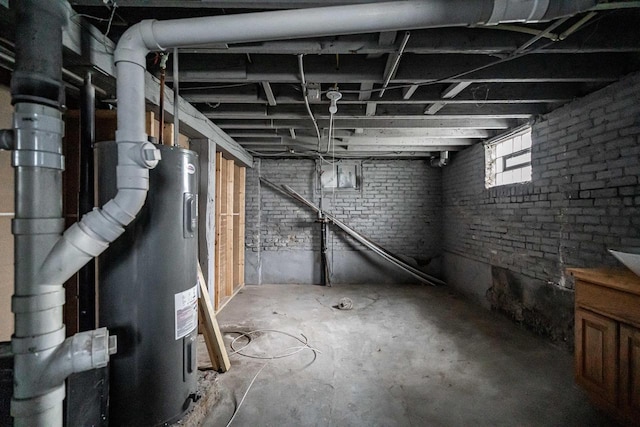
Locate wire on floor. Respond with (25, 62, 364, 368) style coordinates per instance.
(224, 329, 321, 426)
(229, 329, 321, 359)
(225, 362, 269, 427)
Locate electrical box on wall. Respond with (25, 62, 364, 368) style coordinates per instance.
(320, 161, 360, 190)
(306, 83, 321, 102)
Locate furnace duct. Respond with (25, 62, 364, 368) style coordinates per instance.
(9, 0, 597, 425)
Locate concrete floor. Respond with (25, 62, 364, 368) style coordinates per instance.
(201, 283, 614, 427)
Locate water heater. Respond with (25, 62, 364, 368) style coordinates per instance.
(96, 141, 199, 426)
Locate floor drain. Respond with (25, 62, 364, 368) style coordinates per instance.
(337, 297, 353, 310)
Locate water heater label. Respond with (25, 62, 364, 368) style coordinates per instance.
(187, 163, 196, 175)
(175, 284, 198, 340)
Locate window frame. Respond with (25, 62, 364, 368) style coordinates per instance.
(485, 126, 532, 189)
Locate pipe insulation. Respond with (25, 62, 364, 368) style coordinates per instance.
(78, 73, 97, 332)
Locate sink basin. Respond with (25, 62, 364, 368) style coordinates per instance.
(609, 247, 640, 277)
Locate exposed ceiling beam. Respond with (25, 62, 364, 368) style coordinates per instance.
(191, 95, 548, 105)
(358, 82, 374, 101)
(378, 31, 397, 47)
(402, 84, 419, 100)
(343, 145, 464, 152)
(367, 30, 396, 59)
(365, 102, 377, 116)
(169, 53, 634, 84)
(226, 128, 493, 138)
(337, 137, 473, 146)
(425, 82, 473, 115)
(441, 82, 473, 99)
(242, 147, 437, 158)
(423, 102, 446, 115)
(261, 81, 277, 106)
(213, 117, 519, 129)
(240, 141, 467, 153)
(183, 82, 578, 105)
(186, 95, 570, 105)
(353, 128, 492, 138)
(202, 103, 545, 118)
(591, 1, 640, 10)
(173, 25, 640, 55)
(236, 135, 475, 148)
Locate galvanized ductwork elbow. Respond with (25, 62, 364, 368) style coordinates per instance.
(431, 151, 450, 167)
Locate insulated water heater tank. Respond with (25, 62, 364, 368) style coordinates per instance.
(96, 141, 199, 426)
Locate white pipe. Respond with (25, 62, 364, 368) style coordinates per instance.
(297, 54, 322, 151)
(12, 328, 115, 400)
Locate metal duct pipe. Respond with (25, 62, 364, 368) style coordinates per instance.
(9, 1, 118, 426)
(431, 151, 450, 167)
(78, 73, 96, 332)
(173, 48, 180, 146)
(10, 0, 65, 109)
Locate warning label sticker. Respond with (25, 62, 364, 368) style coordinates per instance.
(175, 284, 198, 340)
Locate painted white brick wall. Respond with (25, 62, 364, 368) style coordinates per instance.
(443, 72, 640, 288)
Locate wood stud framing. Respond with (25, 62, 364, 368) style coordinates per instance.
(214, 152, 246, 312)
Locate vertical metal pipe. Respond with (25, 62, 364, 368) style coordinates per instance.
(78, 73, 96, 332)
(157, 52, 169, 145)
(173, 48, 180, 147)
(10, 0, 64, 108)
(320, 217, 330, 286)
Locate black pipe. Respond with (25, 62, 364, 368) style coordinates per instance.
(10, 0, 66, 109)
(319, 216, 330, 286)
(78, 73, 96, 332)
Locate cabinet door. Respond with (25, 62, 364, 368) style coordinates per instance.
(620, 324, 640, 421)
(575, 308, 618, 406)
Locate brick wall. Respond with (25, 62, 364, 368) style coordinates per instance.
(246, 158, 318, 253)
(442, 72, 640, 344)
(245, 158, 442, 283)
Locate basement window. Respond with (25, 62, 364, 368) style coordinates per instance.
(485, 127, 532, 188)
(320, 161, 360, 190)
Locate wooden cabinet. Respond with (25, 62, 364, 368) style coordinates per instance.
(620, 325, 640, 420)
(570, 268, 640, 426)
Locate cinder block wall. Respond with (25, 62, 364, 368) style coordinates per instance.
(245, 158, 442, 284)
(442, 72, 640, 346)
